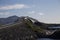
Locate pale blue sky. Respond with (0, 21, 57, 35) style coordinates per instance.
(0, 0, 60, 23)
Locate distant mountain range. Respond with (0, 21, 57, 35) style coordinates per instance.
(0, 16, 19, 25)
(0, 15, 60, 26)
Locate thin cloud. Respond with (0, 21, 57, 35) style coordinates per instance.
(0, 12, 10, 15)
(0, 4, 29, 10)
(38, 12, 44, 16)
(0, 12, 16, 18)
(28, 11, 44, 16)
(28, 11, 35, 14)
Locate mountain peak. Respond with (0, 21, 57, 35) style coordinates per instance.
(8, 15, 18, 18)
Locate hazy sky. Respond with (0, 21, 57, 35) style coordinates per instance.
(0, 0, 60, 23)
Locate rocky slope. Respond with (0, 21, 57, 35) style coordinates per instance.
(0, 16, 60, 40)
(0, 16, 38, 40)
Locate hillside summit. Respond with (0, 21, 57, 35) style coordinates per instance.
(0, 16, 60, 40)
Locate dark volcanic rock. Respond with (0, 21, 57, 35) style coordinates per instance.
(0, 20, 37, 40)
(0, 16, 60, 40)
(49, 31, 60, 39)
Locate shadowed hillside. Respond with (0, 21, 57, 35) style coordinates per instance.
(0, 16, 60, 40)
(0, 17, 38, 40)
